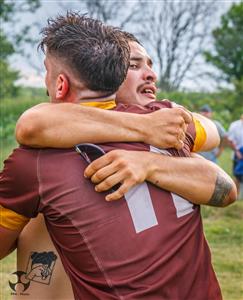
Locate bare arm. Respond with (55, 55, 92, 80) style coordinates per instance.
(0, 226, 20, 259)
(16, 102, 192, 150)
(84, 150, 237, 206)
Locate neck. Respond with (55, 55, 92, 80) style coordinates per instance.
(79, 92, 116, 103)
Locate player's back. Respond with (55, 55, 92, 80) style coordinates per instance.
(36, 147, 221, 300)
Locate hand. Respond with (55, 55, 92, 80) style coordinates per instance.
(26, 264, 51, 280)
(141, 107, 192, 149)
(84, 150, 152, 201)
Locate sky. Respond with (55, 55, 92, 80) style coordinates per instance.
(3, 0, 241, 92)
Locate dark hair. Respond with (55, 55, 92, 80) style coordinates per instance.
(121, 31, 142, 45)
(39, 12, 130, 94)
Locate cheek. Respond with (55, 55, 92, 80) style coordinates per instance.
(123, 74, 137, 93)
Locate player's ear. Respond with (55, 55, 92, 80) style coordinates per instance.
(55, 74, 69, 100)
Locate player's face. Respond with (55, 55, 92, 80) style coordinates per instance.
(116, 41, 157, 106)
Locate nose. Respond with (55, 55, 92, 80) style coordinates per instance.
(143, 66, 157, 82)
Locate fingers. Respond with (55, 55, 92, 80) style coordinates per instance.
(90, 164, 116, 184)
(94, 172, 121, 193)
(174, 139, 184, 150)
(84, 153, 112, 178)
(93, 169, 137, 202)
(181, 122, 188, 134)
(105, 182, 131, 201)
(173, 106, 193, 124)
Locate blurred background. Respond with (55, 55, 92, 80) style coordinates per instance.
(0, 0, 243, 299)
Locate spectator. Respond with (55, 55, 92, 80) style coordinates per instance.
(227, 114, 243, 198)
(199, 104, 227, 163)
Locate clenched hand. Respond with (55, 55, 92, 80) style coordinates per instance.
(141, 107, 192, 149)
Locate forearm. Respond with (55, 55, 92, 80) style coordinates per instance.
(147, 153, 237, 206)
(16, 103, 145, 148)
(16, 102, 192, 149)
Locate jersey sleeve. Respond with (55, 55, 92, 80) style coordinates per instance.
(192, 118, 207, 152)
(0, 205, 29, 230)
(0, 147, 40, 229)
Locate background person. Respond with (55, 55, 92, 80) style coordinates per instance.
(227, 114, 243, 198)
(198, 104, 227, 163)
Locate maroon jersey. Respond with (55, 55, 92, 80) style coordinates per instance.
(0, 102, 222, 300)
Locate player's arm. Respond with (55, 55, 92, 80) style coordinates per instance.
(15, 102, 191, 150)
(0, 149, 38, 259)
(84, 150, 237, 206)
(0, 225, 21, 259)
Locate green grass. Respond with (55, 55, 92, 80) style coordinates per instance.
(0, 94, 242, 299)
(202, 202, 243, 300)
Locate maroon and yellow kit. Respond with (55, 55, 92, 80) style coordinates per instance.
(0, 101, 222, 299)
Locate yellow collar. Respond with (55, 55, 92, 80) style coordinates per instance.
(81, 100, 116, 110)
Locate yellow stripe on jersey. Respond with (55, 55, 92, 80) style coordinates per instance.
(81, 100, 116, 110)
(0, 205, 29, 230)
(193, 118, 207, 152)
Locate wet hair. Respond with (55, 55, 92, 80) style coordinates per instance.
(38, 12, 130, 94)
(121, 31, 142, 45)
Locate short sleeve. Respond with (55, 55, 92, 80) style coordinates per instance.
(0, 205, 29, 230)
(0, 147, 40, 219)
(192, 118, 207, 152)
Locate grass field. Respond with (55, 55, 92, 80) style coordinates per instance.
(0, 96, 242, 299)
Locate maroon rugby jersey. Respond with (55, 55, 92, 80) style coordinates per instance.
(0, 102, 222, 300)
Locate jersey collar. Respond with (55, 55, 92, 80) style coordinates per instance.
(81, 100, 116, 110)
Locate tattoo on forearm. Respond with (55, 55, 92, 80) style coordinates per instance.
(208, 173, 232, 207)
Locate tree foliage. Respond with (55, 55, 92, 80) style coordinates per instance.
(205, 2, 243, 85)
(0, 0, 40, 98)
(0, 32, 19, 98)
(140, 0, 217, 91)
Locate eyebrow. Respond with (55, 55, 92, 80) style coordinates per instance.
(130, 56, 153, 67)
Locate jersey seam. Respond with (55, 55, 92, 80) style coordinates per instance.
(36, 149, 44, 212)
(81, 230, 124, 300)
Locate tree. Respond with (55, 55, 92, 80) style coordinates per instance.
(138, 0, 218, 91)
(205, 2, 243, 85)
(204, 2, 243, 119)
(0, 0, 40, 98)
(0, 31, 19, 98)
(59, 0, 147, 29)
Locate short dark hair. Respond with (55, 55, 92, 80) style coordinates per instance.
(121, 31, 141, 45)
(39, 12, 130, 94)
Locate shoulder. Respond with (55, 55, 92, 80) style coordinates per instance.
(2, 146, 40, 177)
(0, 147, 41, 218)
